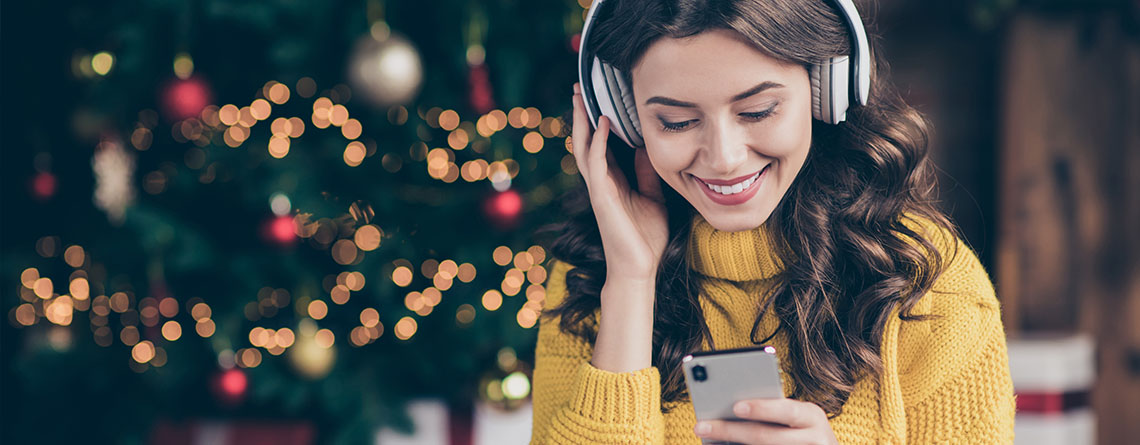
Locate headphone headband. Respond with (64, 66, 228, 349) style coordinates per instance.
(579, 0, 872, 146)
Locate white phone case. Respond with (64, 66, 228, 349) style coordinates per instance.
(682, 345, 785, 425)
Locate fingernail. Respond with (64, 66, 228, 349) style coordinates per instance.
(695, 422, 711, 436)
(573, 83, 581, 94)
(734, 402, 750, 416)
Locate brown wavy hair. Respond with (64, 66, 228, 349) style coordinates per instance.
(536, 0, 959, 417)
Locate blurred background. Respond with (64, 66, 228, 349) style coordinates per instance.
(1, 1, 1136, 444)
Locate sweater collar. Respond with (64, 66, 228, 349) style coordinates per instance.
(687, 213, 788, 281)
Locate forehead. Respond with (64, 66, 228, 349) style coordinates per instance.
(630, 28, 802, 99)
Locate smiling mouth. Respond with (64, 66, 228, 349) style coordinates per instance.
(694, 166, 769, 195)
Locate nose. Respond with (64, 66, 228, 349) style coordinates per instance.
(700, 118, 749, 176)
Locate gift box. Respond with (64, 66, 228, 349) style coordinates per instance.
(1008, 333, 1095, 445)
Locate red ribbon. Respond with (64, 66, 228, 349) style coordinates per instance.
(1015, 390, 1090, 414)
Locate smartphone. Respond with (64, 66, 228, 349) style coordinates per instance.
(682, 345, 785, 425)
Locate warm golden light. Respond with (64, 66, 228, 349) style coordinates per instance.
(111, 292, 131, 312)
(92, 52, 114, 75)
(250, 99, 272, 120)
(341, 118, 362, 139)
(404, 291, 424, 311)
(354, 225, 382, 251)
(344, 271, 365, 291)
(121, 326, 140, 346)
(422, 287, 442, 306)
(250, 327, 269, 347)
(392, 266, 413, 287)
(64, 245, 85, 267)
(456, 304, 476, 325)
(331, 239, 358, 265)
(527, 266, 548, 285)
(437, 260, 458, 279)
(457, 263, 477, 283)
(219, 105, 240, 126)
(196, 319, 216, 337)
(522, 131, 544, 153)
(360, 308, 380, 327)
(268, 83, 291, 104)
(268, 135, 291, 159)
(447, 129, 469, 150)
(162, 320, 182, 341)
(191, 302, 211, 320)
(173, 53, 194, 79)
(275, 328, 295, 348)
(513, 252, 535, 271)
(315, 329, 335, 348)
(20, 268, 39, 289)
(14, 304, 36, 326)
(526, 284, 546, 303)
(132, 341, 156, 363)
(438, 110, 460, 131)
(33, 277, 53, 299)
(394, 316, 417, 340)
(330, 284, 351, 305)
(308, 299, 329, 320)
(344, 141, 366, 167)
(69, 277, 89, 300)
(420, 259, 440, 278)
(329, 104, 349, 126)
(493, 246, 513, 266)
(508, 107, 527, 128)
(517, 308, 539, 329)
(482, 290, 503, 311)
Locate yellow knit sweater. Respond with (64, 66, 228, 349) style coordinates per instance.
(530, 213, 1016, 444)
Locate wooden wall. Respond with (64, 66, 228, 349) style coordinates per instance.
(997, 10, 1140, 443)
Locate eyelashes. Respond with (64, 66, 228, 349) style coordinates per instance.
(658, 107, 777, 133)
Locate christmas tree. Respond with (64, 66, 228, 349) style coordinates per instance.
(1, 0, 590, 443)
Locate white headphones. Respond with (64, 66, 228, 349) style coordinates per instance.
(577, 0, 872, 149)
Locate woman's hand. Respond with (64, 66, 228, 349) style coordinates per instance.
(694, 398, 839, 445)
(571, 82, 668, 284)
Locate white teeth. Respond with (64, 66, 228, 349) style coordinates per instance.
(704, 171, 761, 195)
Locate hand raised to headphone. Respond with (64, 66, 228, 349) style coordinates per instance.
(572, 82, 668, 285)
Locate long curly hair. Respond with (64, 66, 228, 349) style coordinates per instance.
(536, 0, 959, 417)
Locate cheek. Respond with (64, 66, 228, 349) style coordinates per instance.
(644, 142, 691, 177)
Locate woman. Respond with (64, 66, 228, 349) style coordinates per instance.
(530, 0, 1016, 443)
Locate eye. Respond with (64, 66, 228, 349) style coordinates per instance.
(741, 107, 776, 121)
(659, 119, 695, 133)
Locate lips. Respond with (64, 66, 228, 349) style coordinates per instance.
(692, 165, 770, 206)
(695, 169, 767, 186)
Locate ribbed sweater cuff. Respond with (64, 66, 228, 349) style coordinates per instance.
(569, 361, 661, 424)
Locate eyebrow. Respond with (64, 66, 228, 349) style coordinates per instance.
(643, 81, 785, 108)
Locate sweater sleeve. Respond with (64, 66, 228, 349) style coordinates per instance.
(530, 260, 666, 445)
(897, 231, 1017, 443)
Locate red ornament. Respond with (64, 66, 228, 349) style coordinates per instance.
(483, 190, 522, 230)
(161, 76, 213, 122)
(212, 368, 248, 406)
(264, 215, 297, 245)
(468, 62, 495, 115)
(570, 33, 582, 53)
(31, 171, 56, 200)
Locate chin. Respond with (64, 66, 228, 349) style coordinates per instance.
(696, 208, 771, 233)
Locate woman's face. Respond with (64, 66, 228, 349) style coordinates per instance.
(630, 28, 813, 232)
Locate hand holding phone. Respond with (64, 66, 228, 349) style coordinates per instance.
(682, 346, 838, 444)
(682, 346, 785, 422)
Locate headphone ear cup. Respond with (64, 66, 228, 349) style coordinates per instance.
(595, 62, 643, 148)
(810, 56, 851, 124)
(611, 67, 644, 147)
(810, 63, 826, 122)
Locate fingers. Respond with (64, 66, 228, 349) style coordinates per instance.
(694, 419, 806, 445)
(731, 398, 825, 429)
(588, 114, 611, 187)
(571, 84, 592, 189)
(634, 148, 664, 203)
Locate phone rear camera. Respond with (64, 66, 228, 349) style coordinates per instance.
(692, 365, 707, 382)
